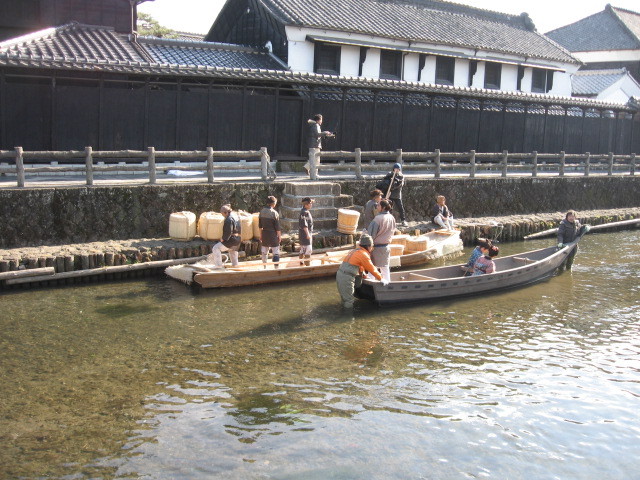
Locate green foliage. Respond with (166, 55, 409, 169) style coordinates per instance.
(137, 12, 177, 38)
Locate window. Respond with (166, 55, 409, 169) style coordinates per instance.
(531, 68, 554, 93)
(484, 62, 501, 90)
(314, 43, 341, 75)
(380, 50, 402, 80)
(435, 56, 455, 85)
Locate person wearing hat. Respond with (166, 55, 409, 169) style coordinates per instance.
(381, 163, 407, 227)
(298, 196, 315, 265)
(335, 234, 385, 308)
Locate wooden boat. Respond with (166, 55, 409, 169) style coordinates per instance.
(165, 230, 462, 288)
(357, 237, 583, 305)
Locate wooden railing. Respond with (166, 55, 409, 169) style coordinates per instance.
(314, 149, 636, 179)
(0, 146, 274, 187)
(0, 147, 636, 187)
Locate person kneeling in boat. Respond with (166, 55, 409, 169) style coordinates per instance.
(336, 234, 385, 308)
(472, 244, 499, 276)
(210, 204, 241, 267)
(462, 237, 491, 276)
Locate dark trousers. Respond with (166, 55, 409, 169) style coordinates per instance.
(390, 197, 406, 222)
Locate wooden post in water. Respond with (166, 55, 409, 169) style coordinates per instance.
(148, 146, 156, 184)
(206, 146, 214, 182)
(434, 149, 441, 178)
(355, 148, 362, 179)
(584, 152, 590, 176)
(559, 151, 565, 177)
(15, 146, 24, 187)
(608, 152, 614, 176)
(501, 149, 508, 177)
(85, 146, 93, 186)
(532, 151, 538, 177)
(469, 150, 476, 178)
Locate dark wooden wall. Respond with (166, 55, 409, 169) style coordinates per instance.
(1, 70, 638, 157)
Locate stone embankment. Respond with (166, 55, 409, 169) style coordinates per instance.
(1, 207, 638, 289)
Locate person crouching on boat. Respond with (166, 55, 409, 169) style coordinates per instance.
(556, 210, 582, 271)
(472, 245, 499, 276)
(259, 196, 282, 269)
(336, 234, 384, 308)
(462, 237, 491, 276)
(299, 197, 314, 266)
(210, 204, 241, 267)
(367, 199, 396, 283)
(432, 195, 454, 231)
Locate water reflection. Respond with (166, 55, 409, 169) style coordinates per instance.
(0, 231, 639, 479)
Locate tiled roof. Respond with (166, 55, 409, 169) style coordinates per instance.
(546, 6, 640, 52)
(572, 68, 638, 96)
(0, 23, 630, 110)
(0, 23, 284, 70)
(252, 0, 578, 64)
(140, 37, 285, 70)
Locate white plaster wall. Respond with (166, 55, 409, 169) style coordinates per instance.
(422, 55, 436, 84)
(521, 67, 533, 93)
(361, 49, 380, 78)
(548, 71, 573, 96)
(471, 61, 486, 89)
(403, 53, 420, 82)
(454, 58, 470, 87)
(574, 49, 640, 63)
(501, 64, 518, 91)
(340, 45, 360, 77)
(598, 76, 640, 102)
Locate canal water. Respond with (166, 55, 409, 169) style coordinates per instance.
(1, 231, 638, 479)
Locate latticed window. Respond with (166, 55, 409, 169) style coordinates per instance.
(435, 56, 455, 85)
(314, 43, 341, 75)
(484, 62, 501, 90)
(379, 50, 402, 80)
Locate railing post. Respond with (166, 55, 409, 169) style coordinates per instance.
(395, 148, 402, 166)
(434, 149, 441, 178)
(260, 147, 268, 181)
(532, 151, 538, 177)
(584, 152, 590, 177)
(469, 150, 476, 178)
(501, 149, 508, 178)
(206, 146, 214, 183)
(355, 148, 362, 179)
(630, 153, 636, 176)
(15, 146, 24, 187)
(607, 152, 614, 176)
(85, 146, 93, 186)
(147, 146, 156, 184)
(559, 151, 565, 177)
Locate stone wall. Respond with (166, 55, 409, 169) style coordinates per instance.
(0, 176, 638, 248)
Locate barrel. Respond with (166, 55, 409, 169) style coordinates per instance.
(389, 244, 405, 256)
(405, 236, 429, 252)
(252, 212, 261, 239)
(197, 212, 224, 241)
(337, 208, 360, 234)
(237, 211, 254, 242)
(390, 234, 410, 247)
(169, 211, 197, 241)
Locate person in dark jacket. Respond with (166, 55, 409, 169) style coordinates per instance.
(259, 195, 282, 268)
(298, 197, 314, 265)
(304, 114, 334, 177)
(557, 210, 582, 270)
(210, 204, 241, 267)
(382, 163, 407, 226)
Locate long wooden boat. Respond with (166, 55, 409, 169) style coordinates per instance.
(165, 230, 462, 288)
(357, 237, 583, 305)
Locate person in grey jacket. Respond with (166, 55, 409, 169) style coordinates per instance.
(557, 210, 582, 271)
(304, 114, 334, 177)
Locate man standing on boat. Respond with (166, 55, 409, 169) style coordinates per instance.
(367, 199, 396, 283)
(336, 234, 384, 308)
(259, 196, 282, 268)
(304, 114, 334, 179)
(380, 163, 407, 227)
(210, 204, 241, 267)
(557, 210, 582, 271)
(299, 197, 314, 266)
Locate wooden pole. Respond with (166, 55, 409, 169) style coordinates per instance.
(469, 150, 476, 178)
(434, 149, 441, 178)
(608, 152, 614, 176)
(355, 148, 362, 179)
(15, 146, 25, 187)
(148, 146, 156, 184)
(532, 151, 538, 177)
(501, 149, 508, 178)
(584, 152, 590, 177)
(630, 153, 636, 176)
(206, 146, 214, 182)
(559, 151, 565, 177)
(0, 267, 55, 280)
(85, 146, 93, 186)
(260, 147, 268, 181)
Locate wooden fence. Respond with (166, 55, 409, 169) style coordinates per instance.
(0, 147, 636, 187)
